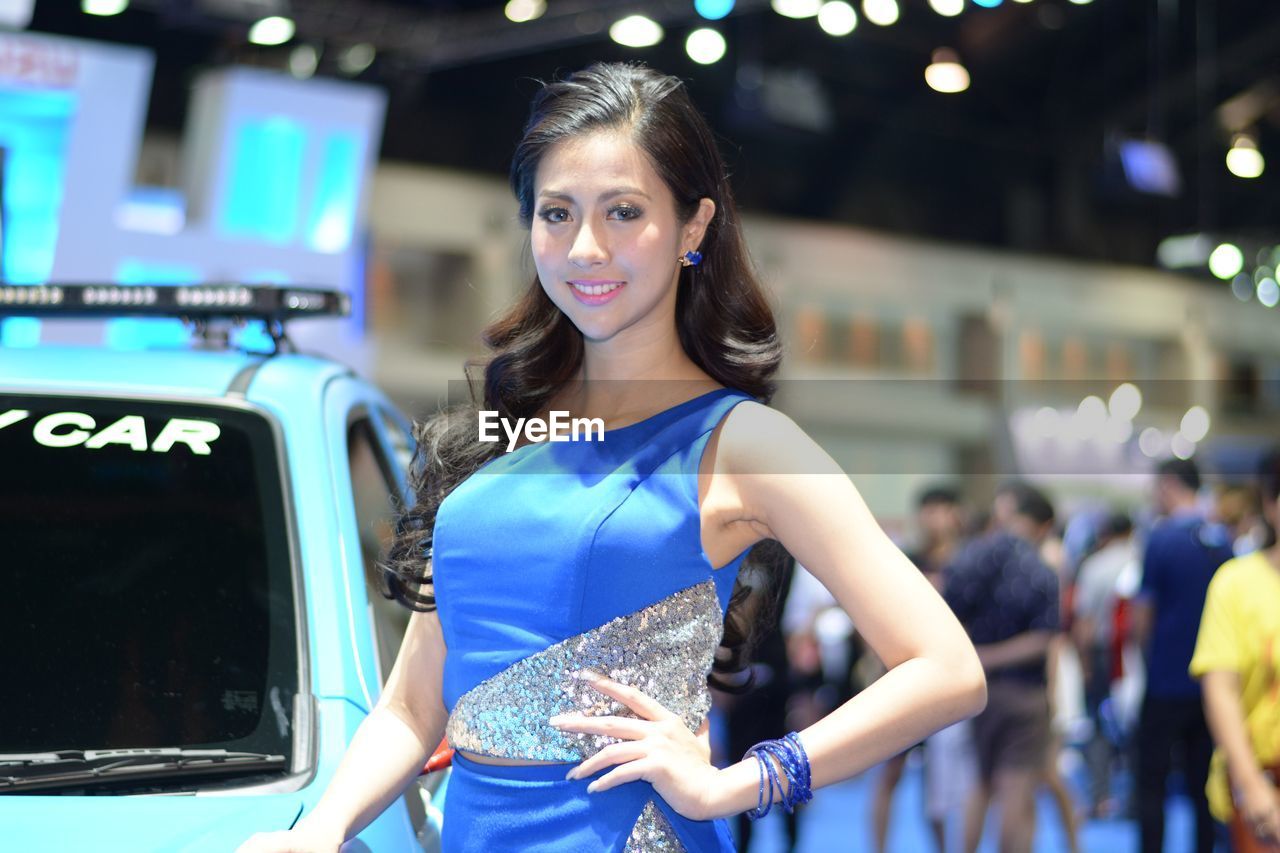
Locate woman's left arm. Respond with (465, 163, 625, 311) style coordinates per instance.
(556, 404, 986, 819)
(696, 404, 986, 817)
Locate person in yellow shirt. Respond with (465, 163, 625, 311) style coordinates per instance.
(1190, 448, 1280, 852)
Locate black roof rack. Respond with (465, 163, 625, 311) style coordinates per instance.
(0, 283, 350, 353)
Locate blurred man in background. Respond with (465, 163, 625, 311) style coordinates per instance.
(910, 486, 967, 588)
(872, 486, 971, 852)
(1072, 511, 1138, 819)
(946, 484, 1061, 853)
(1133, 457, 1234, 853)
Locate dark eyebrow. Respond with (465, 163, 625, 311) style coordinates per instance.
(537, 187, 651, 203)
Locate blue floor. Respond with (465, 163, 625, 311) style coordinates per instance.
(740, 758, 1196, 853)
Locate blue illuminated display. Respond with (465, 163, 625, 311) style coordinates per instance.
(695, 0, 735, 20)
(0, 49, 378, 352)
(0, 88, 76, 347)
(0, 89, 74, 284)
(972, 0, 1002, 7)
(306, 132, 361, 254)
(222, 117, 306, 243)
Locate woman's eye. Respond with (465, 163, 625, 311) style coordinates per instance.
(608, 205, 643, 221)
(537, 207, 570, 223)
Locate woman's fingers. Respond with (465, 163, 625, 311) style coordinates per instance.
(585, 758, 655, 793)
(564, 741, 648, 780)
(548, 712, 651, 741)
(574, 671, 677, 721)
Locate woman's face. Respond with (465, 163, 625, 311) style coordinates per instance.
(530, 130, 712, 346)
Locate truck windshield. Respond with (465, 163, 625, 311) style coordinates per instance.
(0, 394, 298, 784)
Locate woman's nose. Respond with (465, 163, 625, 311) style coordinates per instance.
(568, 221, 608, 267)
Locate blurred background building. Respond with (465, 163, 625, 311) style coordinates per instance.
(8, 0, 1275, 522)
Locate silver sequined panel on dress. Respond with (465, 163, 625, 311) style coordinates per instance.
(446, 579, 722, 761)
(623, 801, 686, 852)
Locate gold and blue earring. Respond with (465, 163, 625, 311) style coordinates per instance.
(678, 250, 703, 268)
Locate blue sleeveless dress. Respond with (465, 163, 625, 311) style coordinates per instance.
(433, 387, 754, 852)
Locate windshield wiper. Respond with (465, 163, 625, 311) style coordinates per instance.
(0, 747, 287, 793)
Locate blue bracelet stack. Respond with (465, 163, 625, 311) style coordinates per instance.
(742, 731, 813, 820)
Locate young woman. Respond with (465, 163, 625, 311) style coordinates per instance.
(239, 61, 985, 853)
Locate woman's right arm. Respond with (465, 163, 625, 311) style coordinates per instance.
(238, 608, 450, 852)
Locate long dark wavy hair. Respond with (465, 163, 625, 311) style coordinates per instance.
(380, 62, 785, 688)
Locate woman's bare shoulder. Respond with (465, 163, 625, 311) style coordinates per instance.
(717, 400, 835, 477)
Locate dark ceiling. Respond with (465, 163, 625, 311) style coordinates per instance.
(27, 0, 1280, 274)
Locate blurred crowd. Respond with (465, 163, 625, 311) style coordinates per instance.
(714, 449, 1280, 853)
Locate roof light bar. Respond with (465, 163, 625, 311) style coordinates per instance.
(1, 285, 65, 307)
(0, 283, 350, 322)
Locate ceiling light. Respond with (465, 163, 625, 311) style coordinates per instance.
(338, 43, 376, 75)
(818, 1, 857, 34)
(1139, 427, 1166, 458)
(1180, 406, 1210, 443)
(1108, 383, 1142, 421)
(772, 0, 822, 19)
(1226, 134, 1265, 179)
(1071, 395, 1108, 441)
(1207, 243, 1244, 279)
(862, 0, 898, 25)
(695, 0, 736, 19)
(1032, 406, 1060, 439)
(1156, 233, 1212, 269)
(1231, 273, 1253, 302)
(1104, 416, 1133, 445)
(248, 16, 295, 46)
(1068, 0, 1094, 4)
(925, 48, 969, 93)
(686, 28, 727, 64)
(927, 0, 963, 17)
(1258, 278, 1280, 308)
(504, 0, 545, 23)
(288, 44, 318, 79)
(82, 0, 128, 15)
(609, 15, 663, 47)
(972, 0, 1002, 7)
(1170, 432, 1196, 460)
